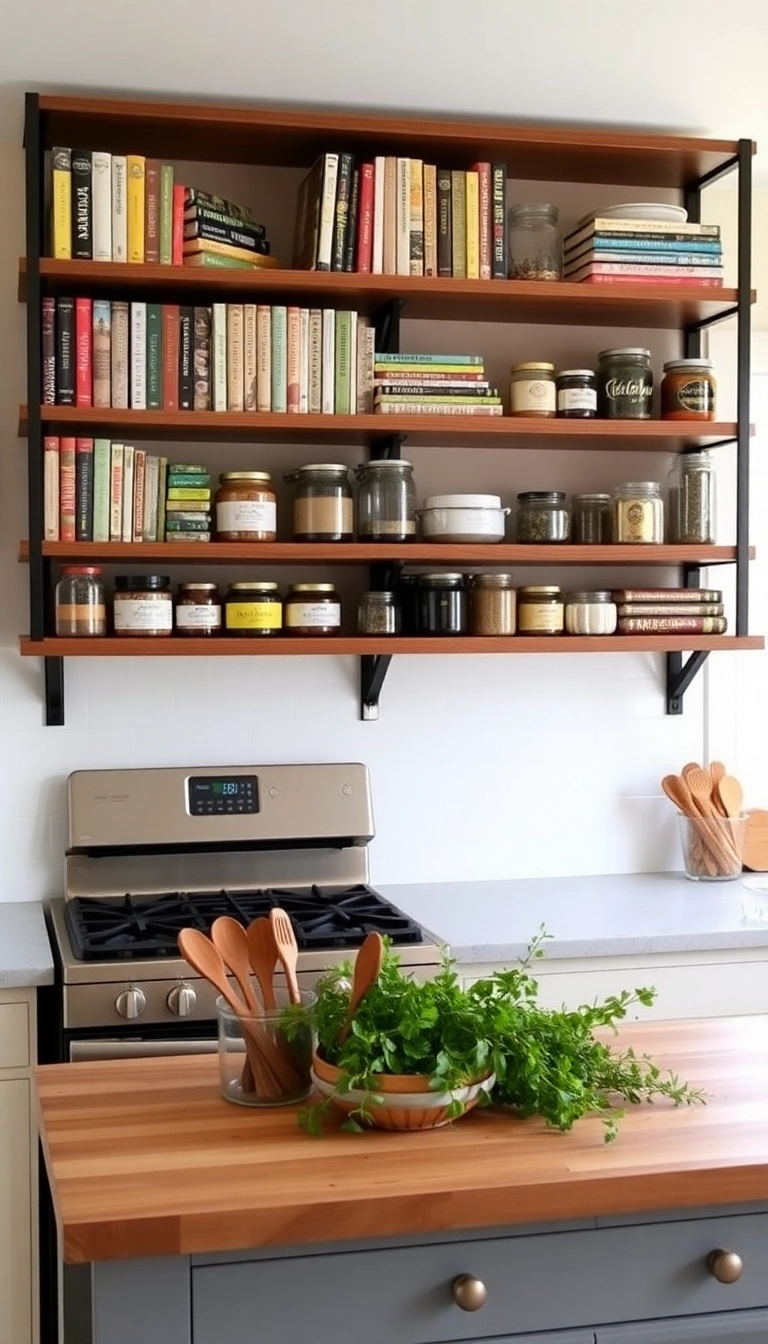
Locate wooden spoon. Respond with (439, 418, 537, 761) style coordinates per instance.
(681, 762, 703, 782)
(708, 761, 728, 816)
(178, 928, 248, 1013)
(211, 917, 259, 1013)
(269, 907, 301, 1005)
(686, 768, 740, 872)
(661, 775, 716, 879)
(247, 917, 279, 1010)
(717, 774, 744, 820)
(338, 931, 384, 1045)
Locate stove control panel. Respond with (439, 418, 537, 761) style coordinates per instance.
(187, 775, 259, 817)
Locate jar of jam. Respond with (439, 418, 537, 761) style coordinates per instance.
(517, 585, 564, 635)
(285, 464, 354, 541)
(661, 359, 717, 420)
(175, 582, 222, 636)
(113, 575, 173, 637)
(284, 583, 341, 636)
(215, 472, 277, 541)
(597, 348, 653, 419)
(224, 582, 282, 636)
(54, 565, 106, 637)
(418, 573, 467, 635)
(509, 362, 556, 417)
(555, 369, 597, 419)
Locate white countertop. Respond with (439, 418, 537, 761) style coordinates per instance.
(0, 902, 54, 987)
(379, 873, 768, 964)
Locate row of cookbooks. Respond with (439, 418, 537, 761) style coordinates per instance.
(564, 216, 724, 286)
(42, 440, 214, 543)
(293, 155, 508, 278)
(43, 297, 375, 414)
(48, 153, 277, 270)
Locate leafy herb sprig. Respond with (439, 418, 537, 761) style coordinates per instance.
(300, 927, 705, 1141)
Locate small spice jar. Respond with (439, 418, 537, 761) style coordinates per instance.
(113, 575, 173, 637)
(55, 565, 106, 637)
(285, 463, 354, 541)
(418, 573, 467, 635)
(661, 359, 717, 420)
(613, 481, 664, 544)
(356, 459, 416, 542)
(597, 348, 653, 419)
(509, 362, 556, 417)
(174, 582, 222, 636)
(215, 471, 277, 541)
(564, 591, 618, 636)
(515, 491, 570, 543)
(469, 573, 516, 635)
(507, 203, 563, 281)
(284, 583, 341, 636)
(571, 493, 613, 544)
(224, 582, 282, 637)
(555, 369, 597, 419)
(517, 585, 564, 635)
(667, 451, 717, 544)
(357, 591, 401, 636)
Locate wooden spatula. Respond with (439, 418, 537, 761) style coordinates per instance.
(269, 907, 301, 1005)
(338, 931, 384, 1045)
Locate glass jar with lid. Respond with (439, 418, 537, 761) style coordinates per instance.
(509, 363, 556, 417)
(507, 203, 563, 281)
(284, 583, 341, 636)
(418, 573, 467, 635)
(224, 582, 282, 636)
(661, 359, 717, 420)
(515, 491, 570, 543)
(468, 573, 516, 635)
(215, 471, 277, 541)
(356, 459, 416, 542)
(54, 565, 106, 637)
(564, 591, 618, 636)
(284, 463, 354, 541)
(667, 451, 717, 544)
(175, 582, 222, 637)
(572, 493, 613, 544)
(357, 591, 401, 636)
(517, 586, 564, 635)
(597, 348, 653, 419)
(613, 481, 664, 544)
(113, 575, 173, 636)
(555, 369, 597, 419)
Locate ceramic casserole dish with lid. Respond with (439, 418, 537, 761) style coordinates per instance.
(417, 493, 510, 543)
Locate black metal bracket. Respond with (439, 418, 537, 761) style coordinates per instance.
(666, 651, 709, 715)
(360, 654, 392, 721)
(373, 298, 405, 354)
(44, 658, 65, 726)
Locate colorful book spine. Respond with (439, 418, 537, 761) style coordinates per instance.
(143, 455, 160, 541)
(42, 298, 56, 404)
(130, 302, 147, 409)
(271, 305, 288, 412)
(243, 303, 257, 412)
(409, 158, 424, 276)
(286, 306, 301, 412)
(343, 167, 360, 272)
(111, 301, 129, 408)
(109, 442, 124, 541)
(395, 157, 410, 276)
(111, 155, 128, 262)
(211, 303, 227, 412)
(193, 307, 212, 411)
(159, 164, 174, 265)
(92, 438, 111, 543)
(308, 308, 322, 414)
(71, 150, 92, 259)
(51, 148, 72, 259)
(144, 159, 160, 264)
(43, 437, 60, 540)
(178, 306, 193, 410)
(227, 303, 244, 412)
(59, 438, 76, 541)
(55, 296, 75, 403)
(423, 163, 437, 278)
(162, 305, 180, 411)
(321, 308, 335, 413)
(145, 303, 163, 409)
(75, 437, 94, 540)
(256, 306, 271, 412)
(473, 162, 492, 281)
(451, 170, 467, 278)
(74, 297, 92, 407)
(331, 152, 353, 272)
(126, 155, 146, 263)
(618, 615, 727, 634)
(91, 150, 112, 262)
(334, 311, 353, 414)
(92, 299, 111, 408)
(464, 169, 480, 280)
(121, 444, 135, 542)
(132, 448, 146, 543)
(437, 167, 452, 278)
(491, 164, 507, 279)
(316, 154, 339, 271)
(172, 184, 185, 265)
(371, 157, 385, 274)
(156, 457, 168, 540)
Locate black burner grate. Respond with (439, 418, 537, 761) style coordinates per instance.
(64, 886, 425, 961)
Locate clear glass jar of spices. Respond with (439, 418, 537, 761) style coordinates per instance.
(469, 573, 516, 635)
(284, 583, 341, 636)
(175, 582, 222, 636)
(555, 369, 597, 419)
(509, 362, 556, 417)
(517, 585, 564, 635)
(571, 493, 613, 545)
(564, 591, 618, 636)
(55, 565, 106, 637)
(357, 591, 401, 636)
(113, 575, 173, 636)
(224, 581, 282, 636)
(356, 459, 416, 542)
(507, 203, 562, 281)
(668, 451, 717, 544)
(613, 481, 664, 544)
(598, 348, 653, 419)
(418, 573, 467, 635)
(516, 491, 570, 543)
(285, 463, 354, 541)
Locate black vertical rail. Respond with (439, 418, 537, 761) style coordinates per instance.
(684, 182, 702, 360)
(24, 94, 44, 641)
(735, 138, 752, 635)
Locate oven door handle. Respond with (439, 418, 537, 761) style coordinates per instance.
(69, 1039, 217, 1062)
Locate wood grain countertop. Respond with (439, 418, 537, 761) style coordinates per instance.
(35, 1016, 768, 1265)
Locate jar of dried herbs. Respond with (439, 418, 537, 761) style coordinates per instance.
(357, 591, 401, 635)
(667, 451, 717, 544)
(572, 493, 613, 544)
(515, 491, 570, 542)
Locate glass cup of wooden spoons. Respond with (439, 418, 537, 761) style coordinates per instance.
(677, 812, 748, 882)
(217, 989, 316, 1107)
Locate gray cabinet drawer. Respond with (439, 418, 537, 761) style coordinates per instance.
(598, 1307, 768, 1344)
(192, 1213, 768, 1344)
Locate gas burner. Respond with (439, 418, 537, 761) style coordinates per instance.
(64, 885, 425, 961)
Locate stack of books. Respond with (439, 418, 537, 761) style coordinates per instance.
(373, 353, 502, 416)
(614, 588, 727, 635)
(563, 216, 724, 287)
(182, 189, 277, 270)
(293, 154, 508, 279)
(165, 464, 211, 542)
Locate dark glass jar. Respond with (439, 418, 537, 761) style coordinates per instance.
(597, 348, 653, 419)
(516, 491, 570, 543)
(555, 369, 597, 419)
(397, 573, 420, 634)
(113, 575, 173, 637)
(418, 573, 467, 635)
(175, 582, 222, 636)
(571, 493, 613, 544)
(224, 582, 282, 637)
(284, 583, 341, 636)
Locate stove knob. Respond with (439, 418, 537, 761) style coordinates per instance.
(115, 987, 147, 1020)
(167, 984, 197, 1018)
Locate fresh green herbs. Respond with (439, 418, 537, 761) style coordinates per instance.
(300, 926, 705, 1141)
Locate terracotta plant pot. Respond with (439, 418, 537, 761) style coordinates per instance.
(311, 1051, 494, 1131)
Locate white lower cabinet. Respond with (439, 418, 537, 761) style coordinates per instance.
(0, 989, 38, 1344)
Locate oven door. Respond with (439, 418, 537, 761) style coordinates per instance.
(68, 1036, 216, 1061)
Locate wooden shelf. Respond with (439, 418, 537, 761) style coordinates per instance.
(21, 405, 738, 450)
(19, 541, 753, 567)
(19, 635, 765, 658)
(20, 261, 747, 331)
(35, 94, 749, 187)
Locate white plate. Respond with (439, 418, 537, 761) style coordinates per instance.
(583, 202, 688, 225)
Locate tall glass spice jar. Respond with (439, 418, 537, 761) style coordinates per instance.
(285, 464, 354, 541)
(507, 203, 562, 280)
(55, 566, 106, 637)
(418, 573, 467, 635)
(572, 493, 613, 544)
(469, 573, 516, 635)
(113, 576, 173, 637)
(668, 451, 717, 544)
(356, 459, 416, 542)
(175, 582, 222, 637)
(215, 472, 277, 541)
(597, 348, 653, 419)
(613, 482, 664, 544)
(517, 586, 564, 635)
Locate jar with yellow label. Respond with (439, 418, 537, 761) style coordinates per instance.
(284, 583, 341, 636)
(517, 585, 564, 635)
(224, 582, 282, 637)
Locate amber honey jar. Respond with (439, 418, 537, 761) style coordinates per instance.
(215, 472, 277, 541)
(661, 360, 717, 420)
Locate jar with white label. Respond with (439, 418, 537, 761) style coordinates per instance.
(113, 575, 173, 637)
(284, 583, 341, 636)
(509, 362, 556, 417)
(555, 369, 597, 419)
(613, 481, 664, 544)
(517, 585, 564, 635)
(175, 583, 222, 636)
(215, 472, 277, 541)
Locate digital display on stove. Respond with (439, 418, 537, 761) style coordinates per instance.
(188, 775, 259, 817)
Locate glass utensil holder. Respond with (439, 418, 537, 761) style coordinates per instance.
(217, 989, 315, 1107)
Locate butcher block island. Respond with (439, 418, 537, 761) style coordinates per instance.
(36, 1017, 768, 1344)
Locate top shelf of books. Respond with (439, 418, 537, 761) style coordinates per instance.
(33, 95, 751, 188)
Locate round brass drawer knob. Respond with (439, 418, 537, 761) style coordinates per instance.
(452, 1274, 488, 1311)
(707, 1249, 744, 1284)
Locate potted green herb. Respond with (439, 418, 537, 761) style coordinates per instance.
(301, 928, 704, 1141)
